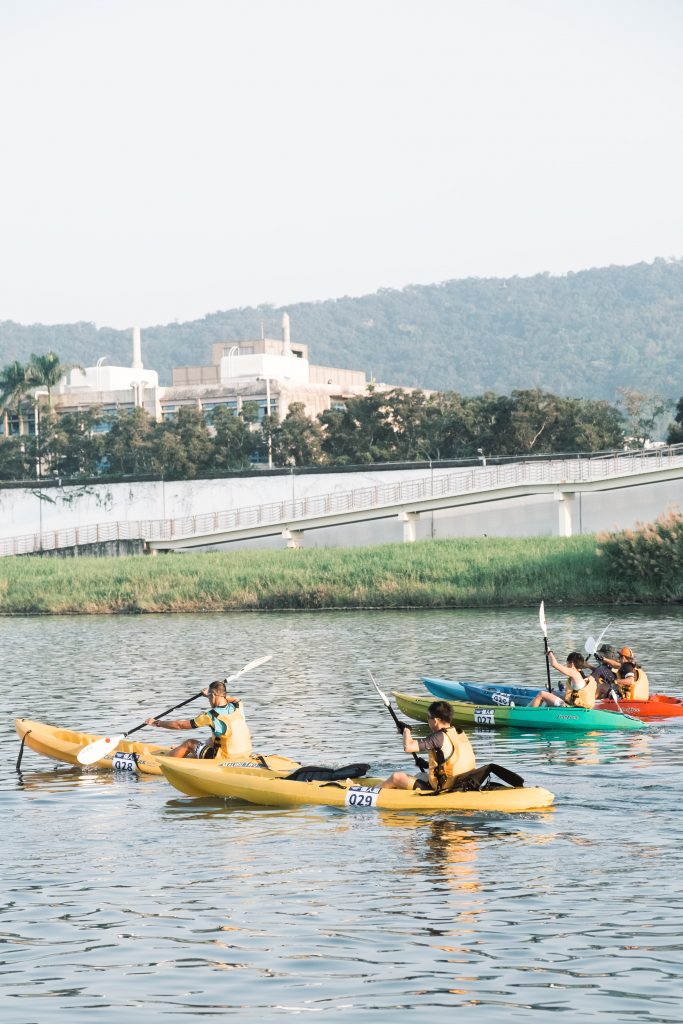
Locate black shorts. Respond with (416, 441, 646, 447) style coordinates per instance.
(191, 741, 218, 760)
(413, 772, 433, 792)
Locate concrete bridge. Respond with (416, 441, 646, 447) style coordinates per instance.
(2, 445, 682, 556)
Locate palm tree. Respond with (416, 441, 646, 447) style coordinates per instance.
(27, 351, 80, 410)
(0, 360, 32, 436)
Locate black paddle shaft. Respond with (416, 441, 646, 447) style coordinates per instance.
(543, 636, 553, 692)
(384, 701, 428, 773)
(125, 689, 205, 739)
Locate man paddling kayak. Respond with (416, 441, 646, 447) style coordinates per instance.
(145, 679, 253, 759)
(591, 643, 620, 698)
(615, 647, 650, 699)
(381, 700, 476, 792)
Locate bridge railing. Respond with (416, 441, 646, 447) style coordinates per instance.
(1, 444, 682, 556)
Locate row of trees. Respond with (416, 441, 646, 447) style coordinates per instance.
(1, 353, 682, 482)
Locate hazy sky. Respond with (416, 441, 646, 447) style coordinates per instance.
(1, 0, 682, 328)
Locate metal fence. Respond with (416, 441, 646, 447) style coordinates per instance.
(2, 445, 683, 556)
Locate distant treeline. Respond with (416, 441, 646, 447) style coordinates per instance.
(2, 383, 683, 483)
(1, 259, 683, 401)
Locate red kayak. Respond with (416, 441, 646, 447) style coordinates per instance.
(595, 694, 683, 719)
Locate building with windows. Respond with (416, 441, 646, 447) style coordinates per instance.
(7, 314, 374, 435)
(1, 314, 379, 440)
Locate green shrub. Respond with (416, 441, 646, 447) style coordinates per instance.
(597, 511, 683, 600)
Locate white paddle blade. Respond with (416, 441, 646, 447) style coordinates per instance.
(539, 601, 548, 637)
(77, 734, 124, 765)
(585, 635, 597, 656)
(367, 670, 390, 706)
(226, 653, 273, 683)
(594, 620, 613, 649)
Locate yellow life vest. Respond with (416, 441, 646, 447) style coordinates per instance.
(428, 726, 476, 792)
(619, 667, 649, 701)
(566, 675, 597, 710)
(193, 703, 253, 758)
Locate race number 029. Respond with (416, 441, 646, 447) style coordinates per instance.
(345, 785, 381, 808)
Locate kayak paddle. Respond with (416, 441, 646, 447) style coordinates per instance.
(585, 621, 613, 660)
(539, 601, 553, 691)
(76, 653, 273, 765)
(609, 687, 626, 715)
(368, 670, 428, 772)
(586, 634, 629, 716)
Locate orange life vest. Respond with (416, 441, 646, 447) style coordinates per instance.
(192, 703, 253, 758)
(428, 726, 476, 792)
(618, 667, 649, 701)
(566, 675, 597, 710)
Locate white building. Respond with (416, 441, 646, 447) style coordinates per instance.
(49, 313, 374, 428)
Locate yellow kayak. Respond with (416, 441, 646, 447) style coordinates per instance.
(14, 718, 300, 777)
(158, 756, 555, 812)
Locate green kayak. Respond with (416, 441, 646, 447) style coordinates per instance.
(393, 691, 646, 732)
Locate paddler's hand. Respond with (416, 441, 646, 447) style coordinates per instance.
(146, 717, 160, 727)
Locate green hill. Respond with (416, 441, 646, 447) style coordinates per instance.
(1, 258, 682, 401)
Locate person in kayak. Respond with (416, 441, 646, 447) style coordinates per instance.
(145, 679, 253, 759)
(528, 651, 597, 709)
(381, 700, 476, 792)
(614, 648, 650, 699)
(591, 643, 621, 699)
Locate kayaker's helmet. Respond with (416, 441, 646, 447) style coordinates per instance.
(619, 647, 635, 660)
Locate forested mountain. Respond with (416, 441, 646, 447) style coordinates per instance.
(1, 259, 682, 401)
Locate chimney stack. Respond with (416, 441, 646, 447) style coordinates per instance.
(282, 312, 291, 354)
(132, 326, 143, 370)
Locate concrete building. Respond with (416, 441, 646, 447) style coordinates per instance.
(32, 314, 374, 433)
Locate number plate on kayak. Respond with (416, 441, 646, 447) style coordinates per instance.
(345, 785, 381, 808)
(474, 708, 495, 724)
(112, 752, 137, 772)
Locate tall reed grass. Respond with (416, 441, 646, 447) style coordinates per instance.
(0, 535, 621, 615)
(597, 511, 683, 601)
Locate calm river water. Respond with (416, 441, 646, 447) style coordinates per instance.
(2, 607, 683, 1023)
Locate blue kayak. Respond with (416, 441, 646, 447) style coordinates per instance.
(423, 677, 544, 706)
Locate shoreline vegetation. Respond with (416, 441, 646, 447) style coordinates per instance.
(1, 530, 680, 615)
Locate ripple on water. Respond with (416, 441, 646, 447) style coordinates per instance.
(2, 608, 683, 1022)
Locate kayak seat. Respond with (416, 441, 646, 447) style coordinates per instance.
(286, 762, 370, 783)
(420, 763, 526, 795)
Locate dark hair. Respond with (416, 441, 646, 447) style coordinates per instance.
(208, 679, 227, 696)
(619, 661, 636, 678)
(566, 652, 586, 670)
(427, 700, 453, 725)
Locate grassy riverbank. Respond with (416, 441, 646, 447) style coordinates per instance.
(0, 534, 657, 615)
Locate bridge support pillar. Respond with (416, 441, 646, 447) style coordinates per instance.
(554, 491, 575, 537)
(401, 511, 420, 543)
(283, 529, 304, 549)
